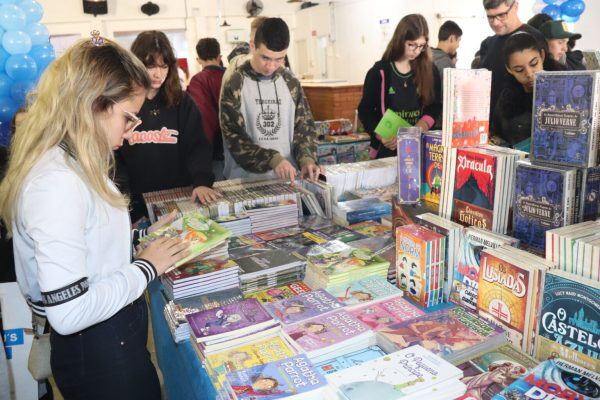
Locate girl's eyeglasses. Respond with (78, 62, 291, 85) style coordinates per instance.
(111, 100, 142, 132)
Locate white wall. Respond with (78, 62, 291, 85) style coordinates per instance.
(572, 0, 599, 52)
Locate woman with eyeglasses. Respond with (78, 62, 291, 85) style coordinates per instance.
(117, 30, 220, 222)
(492, 31, 565, 150)
(358, 14, 441, 159)
(0, 38, 189, 399)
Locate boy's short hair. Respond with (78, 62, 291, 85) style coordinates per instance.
(438, 20, 463, 41)
(254, 18, 290, 52)
(196, 38, 220, 61)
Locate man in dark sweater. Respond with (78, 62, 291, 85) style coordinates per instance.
(478, 0, 546, 124)
(187, 38, 226, 180)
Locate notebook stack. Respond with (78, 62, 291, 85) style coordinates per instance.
(235, 249, 305, 295)
(323, 157, 397, 201)
(162, 259, 240, 300)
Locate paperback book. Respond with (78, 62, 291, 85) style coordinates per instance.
(264, 289, 342, 325)
(313, 345, 387, 375)
(245, 282, 312, 304)
(397, 132, 421, 204)
(421, 130, 443, 205)
(325, 275, 401, 307)
(349, 295, 424, 330)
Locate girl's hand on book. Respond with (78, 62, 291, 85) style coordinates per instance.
(148, 209, 178, 235)
(192, 186, 222, 205)
(137, 236, 190, 275)
(379, 134, 397, 151)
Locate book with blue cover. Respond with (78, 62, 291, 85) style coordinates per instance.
(397, 132, 421, 204)
(224, 355, 327, 399)
(421, 131, 443, 205)
(580, 166, 600, 222)
(512, 161, 577, 254)
(313, 345, 387, 375)
(531, 71, 600, 168)
(535, 270, 600, 373)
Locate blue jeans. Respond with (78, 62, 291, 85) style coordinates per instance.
(50, 296, 160, 400)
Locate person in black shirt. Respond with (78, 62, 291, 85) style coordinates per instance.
(492, 32, 565, 150)
(479, 0, 546, 125)
(117, 31, 219, 222)
(358, 14, 441, 159)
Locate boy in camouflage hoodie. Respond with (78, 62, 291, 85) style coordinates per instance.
(220, 17, 319, 181)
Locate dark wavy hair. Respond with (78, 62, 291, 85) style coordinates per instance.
(503, 31, 565, 71)
(131, 30, 183, 108)
(382, 14, 434, 106)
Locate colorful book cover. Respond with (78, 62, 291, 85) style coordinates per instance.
(397, 133, 421, 204)
(375, 108, 412, 139)
(255, 226, 304, 242)
(378, 306, 506, 358)
(206, 336, 296, 380)
(326, 344, 464, 399)
(581, 166, 600, 222)
(325, 276, 401, 306)
(313, 345, 387, 375)
(266, 233, 317, 253)
(229, 242, 277, 260)
(308, 247, 389, 278)
(477, 251, 531, 351)
(452, 149, 497, 230)
(335, 198, 393, 224)
(445, 69, 491, 148)
(350, 296, 424, 330)
(314, 225, 367, 243)
(348, 220, 393, 237)
(512, 162, 572, 253)
(531, 71, 600, 168)
(236, 250, 301, 276)
(139, 211, 232, 267)
(457, 344, 538, 400)
(535, 271, 600, 372)
(245, 282, 312, 304)
(167, 287, 244, 324)
(164, 259, 238, 283)
(225, 355, 327, 399)
(283, 310, 370, 353)
(186, 298, 272, 339)
(229, 235, 265, 249)
(264, 289, 343, 325)
(421, 131, 443, 204)
(492, 359, 600, 400)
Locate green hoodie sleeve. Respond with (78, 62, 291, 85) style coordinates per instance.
(220, 71, 284, 173)
(282, 70, 318, 168)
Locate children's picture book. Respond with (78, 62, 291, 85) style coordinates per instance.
(326, 344, 465, 400)
(397, 132, 421, 204)
(308, 247, 389, 278)
(349, 296, 424, 330)
(186, 298, 273, 340)
(457, 344, 538, 400)
(139, 211, 232, 269)
(313, 345, 387, 375)
(492, 359, 600, 400)
(314, 225, 367, 243)
(245, 282, 312, 304)
(325, 276, 401, 307)
(421, 130, 443, 204)
(164, 259, 238, 284)
(531, 71, 600, 168)
(535, 270, 600, 372)
(225, 355, 327, 399)
(348, 220, 392, 237)
(264, 289, 342, 325)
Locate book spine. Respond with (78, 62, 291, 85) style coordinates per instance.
(564, 170, 576, 226)
(573, 168, 584, 224)
(589, 73, 600, 166)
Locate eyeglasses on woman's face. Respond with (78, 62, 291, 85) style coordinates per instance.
(406, 41, 428, 52)
(111, 100, 142, 132)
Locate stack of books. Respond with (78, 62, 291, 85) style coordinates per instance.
(304, 241, 390, 289)
(348, 220, 392, 238)
(326, 345, 467, 400)
(228, 234, 277, 260)
(315, 118, 353, 136)
(377, 306, 507, 364)
(313, 345, 387, 376)
(187, 298, 280, 354)
(161, 259, 239, 300)
(263, 289, 343, 326)
(476, 245, 551, 354)
(223, 355, 328, 400)
(332, 197, 392, 226)
(162, 286, 243, 342)
(298, 179, 335, 218)
(348, 295, 424, 331)
(236, 249, 305, 295)
(245, 281, 312, 304)
(214, 213, 252, 237)
(348, 236, 397, 283)
(309, 224, 366, 244)
(395, 224, 446, 308)
(244, 200, 299, 233)
(325, 275, 401, 308)
(545, 220, 600, 281)
(322, 157, 397, 201)
(282, 309, 375, 364)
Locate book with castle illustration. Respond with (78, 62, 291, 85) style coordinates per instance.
(326, 345, 466, 400)
(139, 211, 232, 269)
(263, 289, 343, 325)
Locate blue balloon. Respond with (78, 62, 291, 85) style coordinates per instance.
(18, 0, 43, 24)
(0, 46, 8, 71)
(0, 4, 26, 30)
(10, 79, 34, 105)
(542, 4, 562, 19)
(29, 43, 53, 72)
(0, 96, 17, 122)
(5, 54, 36, 80)
(560, 0, 585, 17)
(561, 13, 580, 22)
(2, 30, 32, 54)
(25, 22, 47, 45)
(543, 0, 560, 4)
(0, 0, 17, 4)
(0, 73, 13, 97)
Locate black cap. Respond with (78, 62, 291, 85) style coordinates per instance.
(539, 20, 582, 40)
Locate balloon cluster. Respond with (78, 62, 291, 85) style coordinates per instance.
(533, 0, 586, 23)
(0, 0, 55, 146)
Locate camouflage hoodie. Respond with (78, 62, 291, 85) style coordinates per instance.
(220, 60, 317, 179)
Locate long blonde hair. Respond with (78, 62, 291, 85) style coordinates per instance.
(0, 38, 150, 236)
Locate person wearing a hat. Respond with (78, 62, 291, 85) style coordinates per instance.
(539, 20, 584, 70)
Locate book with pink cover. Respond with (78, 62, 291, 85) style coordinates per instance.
(186, 298, 274, 342)
(283, 310, 370, 353)
(349, 295, 424, 330)
(264, 289, 342, 325)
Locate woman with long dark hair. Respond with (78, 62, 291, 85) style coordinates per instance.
(358, 14, 441, 159)
(117, 31, 220, 222)
(492, 31, 565, 149)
